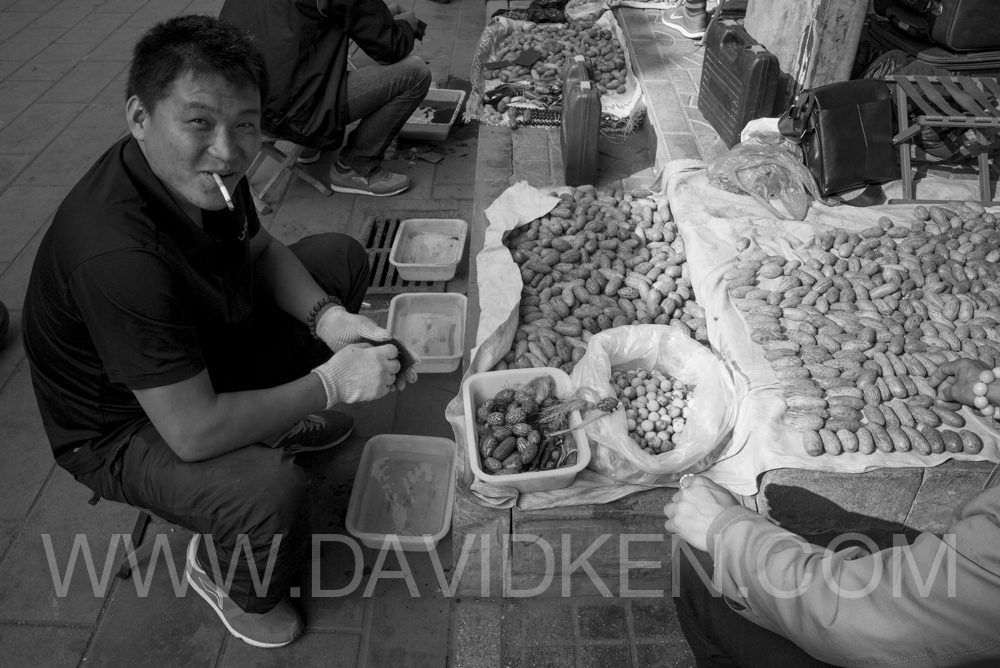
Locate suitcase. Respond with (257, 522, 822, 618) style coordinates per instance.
(882, 0, 1000, 51)
(869, 19, 1000, 76)
(697, 18, 779, 149)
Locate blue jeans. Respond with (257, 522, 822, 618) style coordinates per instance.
(338, 54, 432, 176)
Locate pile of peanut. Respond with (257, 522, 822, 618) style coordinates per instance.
(493, 185, 707, 374)
(726, 202, 999, 456)
(484, 22, 628, 98)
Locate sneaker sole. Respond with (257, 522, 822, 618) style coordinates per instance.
(329, 183, 410, 197)
(185, 536, 294, 649)
(283, 423, 355, 454)
(660, 15, 706, 39)
(297, 155, 321, 165)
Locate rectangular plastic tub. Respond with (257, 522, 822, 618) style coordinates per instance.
(398, 88, 468, 141)
(389, 218, 468, 282)
(461, 368, 591, 493)
(345, 434, 457, 552)
(387, 293, 467, 373)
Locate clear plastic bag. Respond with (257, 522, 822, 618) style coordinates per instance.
(569, 325, 742, 486)
(707, 134, 823, 221)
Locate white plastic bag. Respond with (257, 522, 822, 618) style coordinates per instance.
(570, 325, 741, 485)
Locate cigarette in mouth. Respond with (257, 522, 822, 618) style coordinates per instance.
(212, 173, 234, 211)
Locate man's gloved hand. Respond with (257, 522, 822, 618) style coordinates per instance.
(314, 306, 420, 390)
(312, 343, 401, 408)
(315, 306, 391, 353)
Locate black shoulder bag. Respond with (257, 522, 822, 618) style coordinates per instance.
(778, 79, 898, 206)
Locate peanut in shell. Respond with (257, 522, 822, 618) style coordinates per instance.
(857, 427, 876, 455)
(920, 425, 946, 454)
(959, 430, 984, 454)
(802, 430, 825, 456)
(819, 429, 843, 455)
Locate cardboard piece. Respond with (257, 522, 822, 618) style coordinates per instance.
(513, 48, 544, 67)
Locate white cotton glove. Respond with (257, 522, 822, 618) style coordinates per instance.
(387, 3, 404, 16)
(311, 343, 401, 408)
(315, 306, 392, 353)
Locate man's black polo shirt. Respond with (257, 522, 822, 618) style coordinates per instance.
(22, 136, 260, 476)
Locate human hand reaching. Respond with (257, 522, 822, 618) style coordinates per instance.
(315, 306, 391, 353)
(927, 357, 991, 408)
(663, 476, 741, 553)
(311, 343, 401, 407)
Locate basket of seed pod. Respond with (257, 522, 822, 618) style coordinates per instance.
(462, 368, 593, 493)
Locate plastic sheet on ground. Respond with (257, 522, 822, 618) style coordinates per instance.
(445, 182, 663, 510)
(662, 160, 1000, 496)
(465, 10, 645, 135)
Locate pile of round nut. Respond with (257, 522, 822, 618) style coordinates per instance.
(611, 368, 693, 454)
(484, 22, 628, 98)
(725, 202, 999, 456)
(492, 184, 708, 375)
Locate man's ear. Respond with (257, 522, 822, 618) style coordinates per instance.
(126, 95, 148, 140)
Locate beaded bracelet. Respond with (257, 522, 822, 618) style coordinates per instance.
(307, 295, 343, 339)
(972, 366, 1000, 418)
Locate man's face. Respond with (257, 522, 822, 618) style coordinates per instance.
(127, 70, 261, 217)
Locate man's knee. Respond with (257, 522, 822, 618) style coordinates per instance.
(288, 232, 370, 309)
(400, 54, 432, 94)
(250, 452, 311, 533)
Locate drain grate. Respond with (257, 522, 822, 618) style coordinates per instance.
(363, 217, 447, 294)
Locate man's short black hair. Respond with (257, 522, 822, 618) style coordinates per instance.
(127, 14, 267, 112)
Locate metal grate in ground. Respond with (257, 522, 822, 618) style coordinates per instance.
(362, 216, 447, 294)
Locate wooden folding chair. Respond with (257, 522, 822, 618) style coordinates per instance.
(890, 74, 1000, 204)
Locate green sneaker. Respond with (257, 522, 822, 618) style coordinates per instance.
(268, 410, 354, 454)
(329, 163, 410, 196)
(184, 534, 303, 648)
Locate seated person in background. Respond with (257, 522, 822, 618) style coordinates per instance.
(220, 0, 432, 197)
(664, 357, 1000, 667)
(22, 15, 417, 649)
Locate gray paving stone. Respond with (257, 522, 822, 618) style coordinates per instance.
(578, 600, 629, 639)
(219, 630, 363, 668)
(84, 25, 143, 61)
(37, 60, 127, 104)
(0, 153, 32, 192)
(0, 102, 86, 154)
(17, 124, 124, 185)
(66, 80, 127, 131)
(119, 0, 189, 30)
(906, 460, 995, 533)
(33, 1, 102, 28)
(0, 467, 134, 624)
(8, 0, 60, 11)
(0, 186, 67, 263)
(636, 642, 697, 668)
(82, 527, 227, 668)
(7, 41, 93, 82)
(0, 363, 56, 520)
(0, 221, 45, 310)
(0, 79, 52, 124)
(364, 558, 451, 668)
(56, 11, 128, 45)
(0, 312, 24, 389)
(661, 132, 703, 162)
(757, 467, 924, 534)
(450, 598, 503, 668)
(0, 623, 92, 668)
(0, 520, 18, 563)
(0, 11, 40, 43)
(450, 489, 507, 598)
(0, 27, 65, 61)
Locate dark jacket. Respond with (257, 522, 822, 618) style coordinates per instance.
(220, 0, 418, 150)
